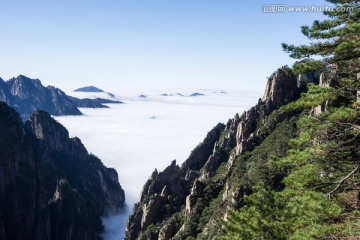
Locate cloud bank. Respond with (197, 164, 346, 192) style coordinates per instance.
(55, 89, 259, 239)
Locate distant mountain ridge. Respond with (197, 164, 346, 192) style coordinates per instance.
(190, 92, 205, 97)
(74, 86, 115, 98)
(74, 86, 104, 92)
(0, 75, 121, 119)
(67, 96, 123, 108)
(159, 92, 205, 97)
(0, 75, 82, 119)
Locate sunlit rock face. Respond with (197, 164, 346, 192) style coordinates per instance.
(0, 102, 125, 240)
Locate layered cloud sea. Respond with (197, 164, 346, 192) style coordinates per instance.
(55, 88, 260, 239)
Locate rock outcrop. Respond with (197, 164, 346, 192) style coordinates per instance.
(0, 102, 125, 240)
(125, 67, 320, 240)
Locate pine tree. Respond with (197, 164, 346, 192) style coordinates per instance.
(282, 0, 360, 100)
(221, 1, 360, 239)
(282, 0, 359, 66)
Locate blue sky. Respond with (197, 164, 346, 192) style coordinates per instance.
(0, 0, 328, 92)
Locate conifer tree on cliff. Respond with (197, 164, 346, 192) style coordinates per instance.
(282, 0, 359, 100)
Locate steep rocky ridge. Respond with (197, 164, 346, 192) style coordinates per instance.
(0, 75, 121, 120)
(1, 75, 82, 119)
(0, 102, 125, 240)
(67, 96, 123, 108)
(125, 67, 319, 240)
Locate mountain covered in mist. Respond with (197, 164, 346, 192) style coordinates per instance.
(74, 86, 105, 92)
(67, 96, 123, 108)
(0, 102, 125, 240)
(124, 67, 319, 239)
(126, 65, 359, 239)
(159, 92, 205, 97)
(74, 86, 116, 98)
(0, 75, 121, 119)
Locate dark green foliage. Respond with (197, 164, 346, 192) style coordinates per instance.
(220, 184, 341, 240)
(284, 84, 335, 111)
(222, 108, 360, 239)
(282, 0, 360, 101)
(232, 115, 298, 190)
(188, 114, 299, 239)
(222, 2, 360, 233)
(222, 91, 360, 239)
(141, 224, 158, 240)
(185, 237, 196, 240)
(282, 0, 360, 64)
(292, 59, 325, 75)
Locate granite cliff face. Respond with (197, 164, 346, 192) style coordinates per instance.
(125, 67, 319, 240)
(0, 75, 121, 120)
(0, 102, 125, 240)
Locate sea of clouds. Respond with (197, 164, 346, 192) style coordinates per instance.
(55, 88, 261, 239)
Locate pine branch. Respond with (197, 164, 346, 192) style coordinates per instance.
(325, 164, 360, 198)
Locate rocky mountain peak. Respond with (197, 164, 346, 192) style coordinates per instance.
(12, 75, 42, 86)
(0, 75, 122, 120)
(262, 67, 299, 108)
(8, 75, 44, 98)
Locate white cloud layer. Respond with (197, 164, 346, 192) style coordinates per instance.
(55, 89, 260, 239)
